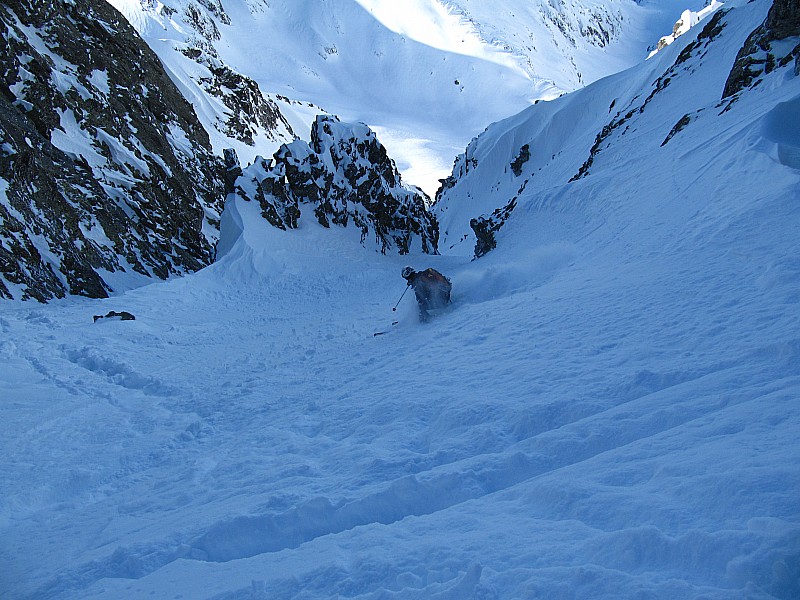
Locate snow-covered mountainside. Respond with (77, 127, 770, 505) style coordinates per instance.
(0, 0, 223, 301)
(647, 0, 725, 58)
(105, 0, 305, 165)
(106, 0, 706, 195)
(433, 0, 799, 258)
(2, 1, 799, 599)
(222, 115, 439, 256)
(427, 0, 710, 89)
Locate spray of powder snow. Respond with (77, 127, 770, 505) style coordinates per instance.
(453, 243, 576, 304)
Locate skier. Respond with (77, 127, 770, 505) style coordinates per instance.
(401, 266, 452, 321)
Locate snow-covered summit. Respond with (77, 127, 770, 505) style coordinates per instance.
(648, 0, 725, 58)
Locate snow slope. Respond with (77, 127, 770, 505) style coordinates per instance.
(107, 0, 539, 195)
(423, 0, 712, 88)
(2, 0, 799, 598)
(432, 0, 795, 253)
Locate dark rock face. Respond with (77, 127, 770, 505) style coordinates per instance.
(723, 0, 800, 98)
(510, 144, 531, 177)
(235, 116, 439, 255)
(223, 148, 243, 197)
(0, 0, 223, 301)
(470, 198, 517, 260)
(764, 0, 800, 40)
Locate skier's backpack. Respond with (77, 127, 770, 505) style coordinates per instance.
(420, 268, 452, 302)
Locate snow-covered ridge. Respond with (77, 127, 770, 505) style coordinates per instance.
(433, 0, 799, 258)
(106, 0, 307, 164)
(648, 0, 725, 58)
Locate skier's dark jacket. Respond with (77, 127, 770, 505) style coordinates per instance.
(402, 268, 451, 316)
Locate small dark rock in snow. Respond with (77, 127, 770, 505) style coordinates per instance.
(93, 311, 136, 322)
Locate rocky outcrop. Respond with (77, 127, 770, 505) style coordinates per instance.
(763, 0, 800, 40)
(723, 0, 800, 98)
(0, 0, 224, 301)
(510, 145, 531, 177)
(234, 116, 439, 255)
(434, 146, 479, 204)
(470, 198, 517, 260)
(197, 59, 295, 147)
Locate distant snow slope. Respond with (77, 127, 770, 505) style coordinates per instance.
(106, 0, 705, 195)
(428, 0, 711, 88)
(351, 0, 526, 74)
(2, 1, 798, 598)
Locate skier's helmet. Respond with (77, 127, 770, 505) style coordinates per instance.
(401, 266, 415, 279)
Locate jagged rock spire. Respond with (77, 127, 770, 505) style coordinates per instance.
(233, 116, 439, 255)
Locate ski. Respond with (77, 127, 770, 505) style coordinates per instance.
(373, 321, 399, 336)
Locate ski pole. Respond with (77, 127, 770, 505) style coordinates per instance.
(392, 286, 410, 311)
